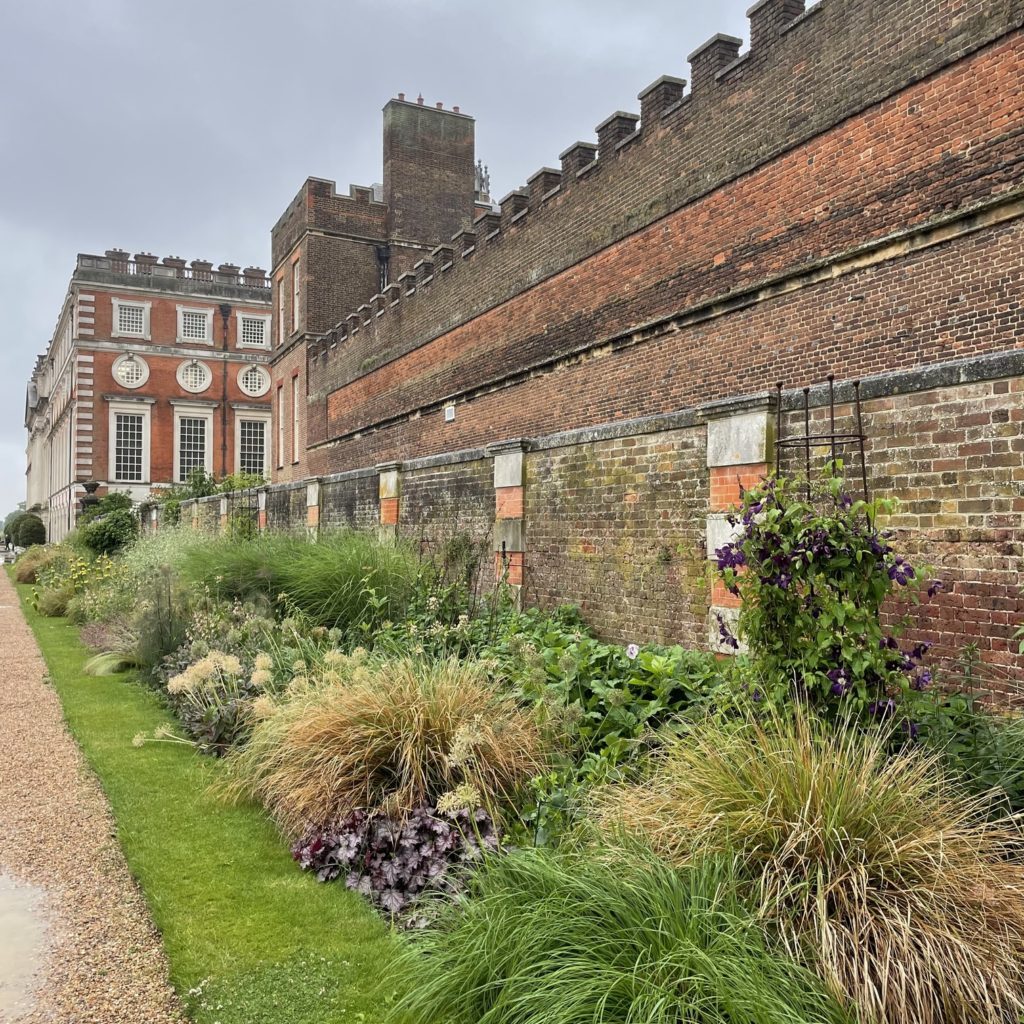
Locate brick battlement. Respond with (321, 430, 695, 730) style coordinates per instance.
(307, 0, 1024, 396)
(271, 178, 388, 268)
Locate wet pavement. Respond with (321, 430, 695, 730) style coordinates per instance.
(0, 873, 49, 1020)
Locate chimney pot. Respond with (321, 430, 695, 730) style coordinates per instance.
(453, 105, 460, 113)
(397, 92, 405, 101)
(436, 101, 443, 109)
(417, 93, 424, 104)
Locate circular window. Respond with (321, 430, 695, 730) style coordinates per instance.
(177, 359, 212, 394)
(238, 363, 271, 398)
(112, 353, 149, 389)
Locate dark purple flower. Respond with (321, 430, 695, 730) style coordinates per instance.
(716, 614, 739, 651)
(887, 557, 915, 586)
(715, 543, 746, 571)
(927, 579, 944, 598)
(868, 697, 897, 719)
(911, 669, 932, 691)
(827, 667, 848, 697)
(839, 493, 853, 509)
(911, 641, 932, 661)
(868, 533, 891, 557)
(751, 688, 763, 703)
(900, 720, 920, 740)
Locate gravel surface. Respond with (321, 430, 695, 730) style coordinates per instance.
(0, 571, 184, 1023)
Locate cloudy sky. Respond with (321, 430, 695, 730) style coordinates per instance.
(0, 0, 752, 518)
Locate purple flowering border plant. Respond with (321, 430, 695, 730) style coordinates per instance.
(715, 467, 943, 724)
(291, 805, 499, 924)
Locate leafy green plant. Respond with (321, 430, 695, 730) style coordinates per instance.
(916, 646, 1024, 814)
(79, 506, 137, 554)
(13, 513, 46, 547)
(599, 708, 1024, 1024)
(715, 468, 939, 719)
(78, 490, 133, 525)
(389, 844, 853, 1024)
(221, 657, 548, 836)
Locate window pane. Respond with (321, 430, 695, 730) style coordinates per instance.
(239, 420, 266, 477)
(115, 413, 144, 482)
(118, 304, 145, 336)
(181, 310, 208, 340)
(241, 317, 266, 346)
(178, 417, 206, 482)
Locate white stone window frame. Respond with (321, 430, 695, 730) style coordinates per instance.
(237, 363, 271, 398)
(112, 352, 150, 390)
(107, 398, 152, 485)
(172, 402, 215, 484)
(234, 409, 272, 479)
(111, 297, 152, 340)
(176, 305, 213, 344)
(176, 358, 213, 394)
(291, 258, 300, 333)
(236, 311, 271, 349)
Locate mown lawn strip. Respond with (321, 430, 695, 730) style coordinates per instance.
(15, 580, 399, 1024)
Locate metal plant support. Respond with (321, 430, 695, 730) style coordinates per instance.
(774, 376, 870, 501)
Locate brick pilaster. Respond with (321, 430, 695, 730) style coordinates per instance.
(257, 488, 268, 532)
(377, 462, 401, 536)
(702, 396, 775, 653)
(306, 479, 321, 536)
(488, 439, 529, 590)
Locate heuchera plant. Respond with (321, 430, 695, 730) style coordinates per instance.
(715, 468, 942, 725)
(291, 805, 498, 921)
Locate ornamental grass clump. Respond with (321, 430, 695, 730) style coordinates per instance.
(388, 845, 853, 1024)
(179, 529, 421, 631)
(597, 710, 1024, 1024)
(221, 657, 547, 835)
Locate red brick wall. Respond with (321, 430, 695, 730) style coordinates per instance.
(309, 3, 1023, 427)
(311, 29, 1024, 460)
(87, 347, 271, 484)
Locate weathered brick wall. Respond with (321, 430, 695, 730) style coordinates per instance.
(320, 472, 379, 531)
(306, 210, 1023, 473)
(265, 482, 306, 531)
(398, 457, 496, 591)
(526, 425, 709, 645)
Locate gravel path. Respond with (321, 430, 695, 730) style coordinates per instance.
(0, 570, 184, 1023)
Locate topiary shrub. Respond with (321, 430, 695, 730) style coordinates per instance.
(14, 514, 46, 547)
(79, 507, 137, 555)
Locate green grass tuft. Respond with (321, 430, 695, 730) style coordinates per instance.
(388, 844, 854, 1024)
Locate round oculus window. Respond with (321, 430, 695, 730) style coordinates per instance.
(112, 353, 149, 389)
(177, 359, 212, 393)
(238, 363, 271, 398)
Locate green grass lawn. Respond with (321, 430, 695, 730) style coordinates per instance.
(14, 578, 401, 1023)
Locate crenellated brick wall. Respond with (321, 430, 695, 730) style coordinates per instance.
(160, 0, 1023, 699)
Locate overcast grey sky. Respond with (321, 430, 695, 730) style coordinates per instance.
(0, 0, 752, 518)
